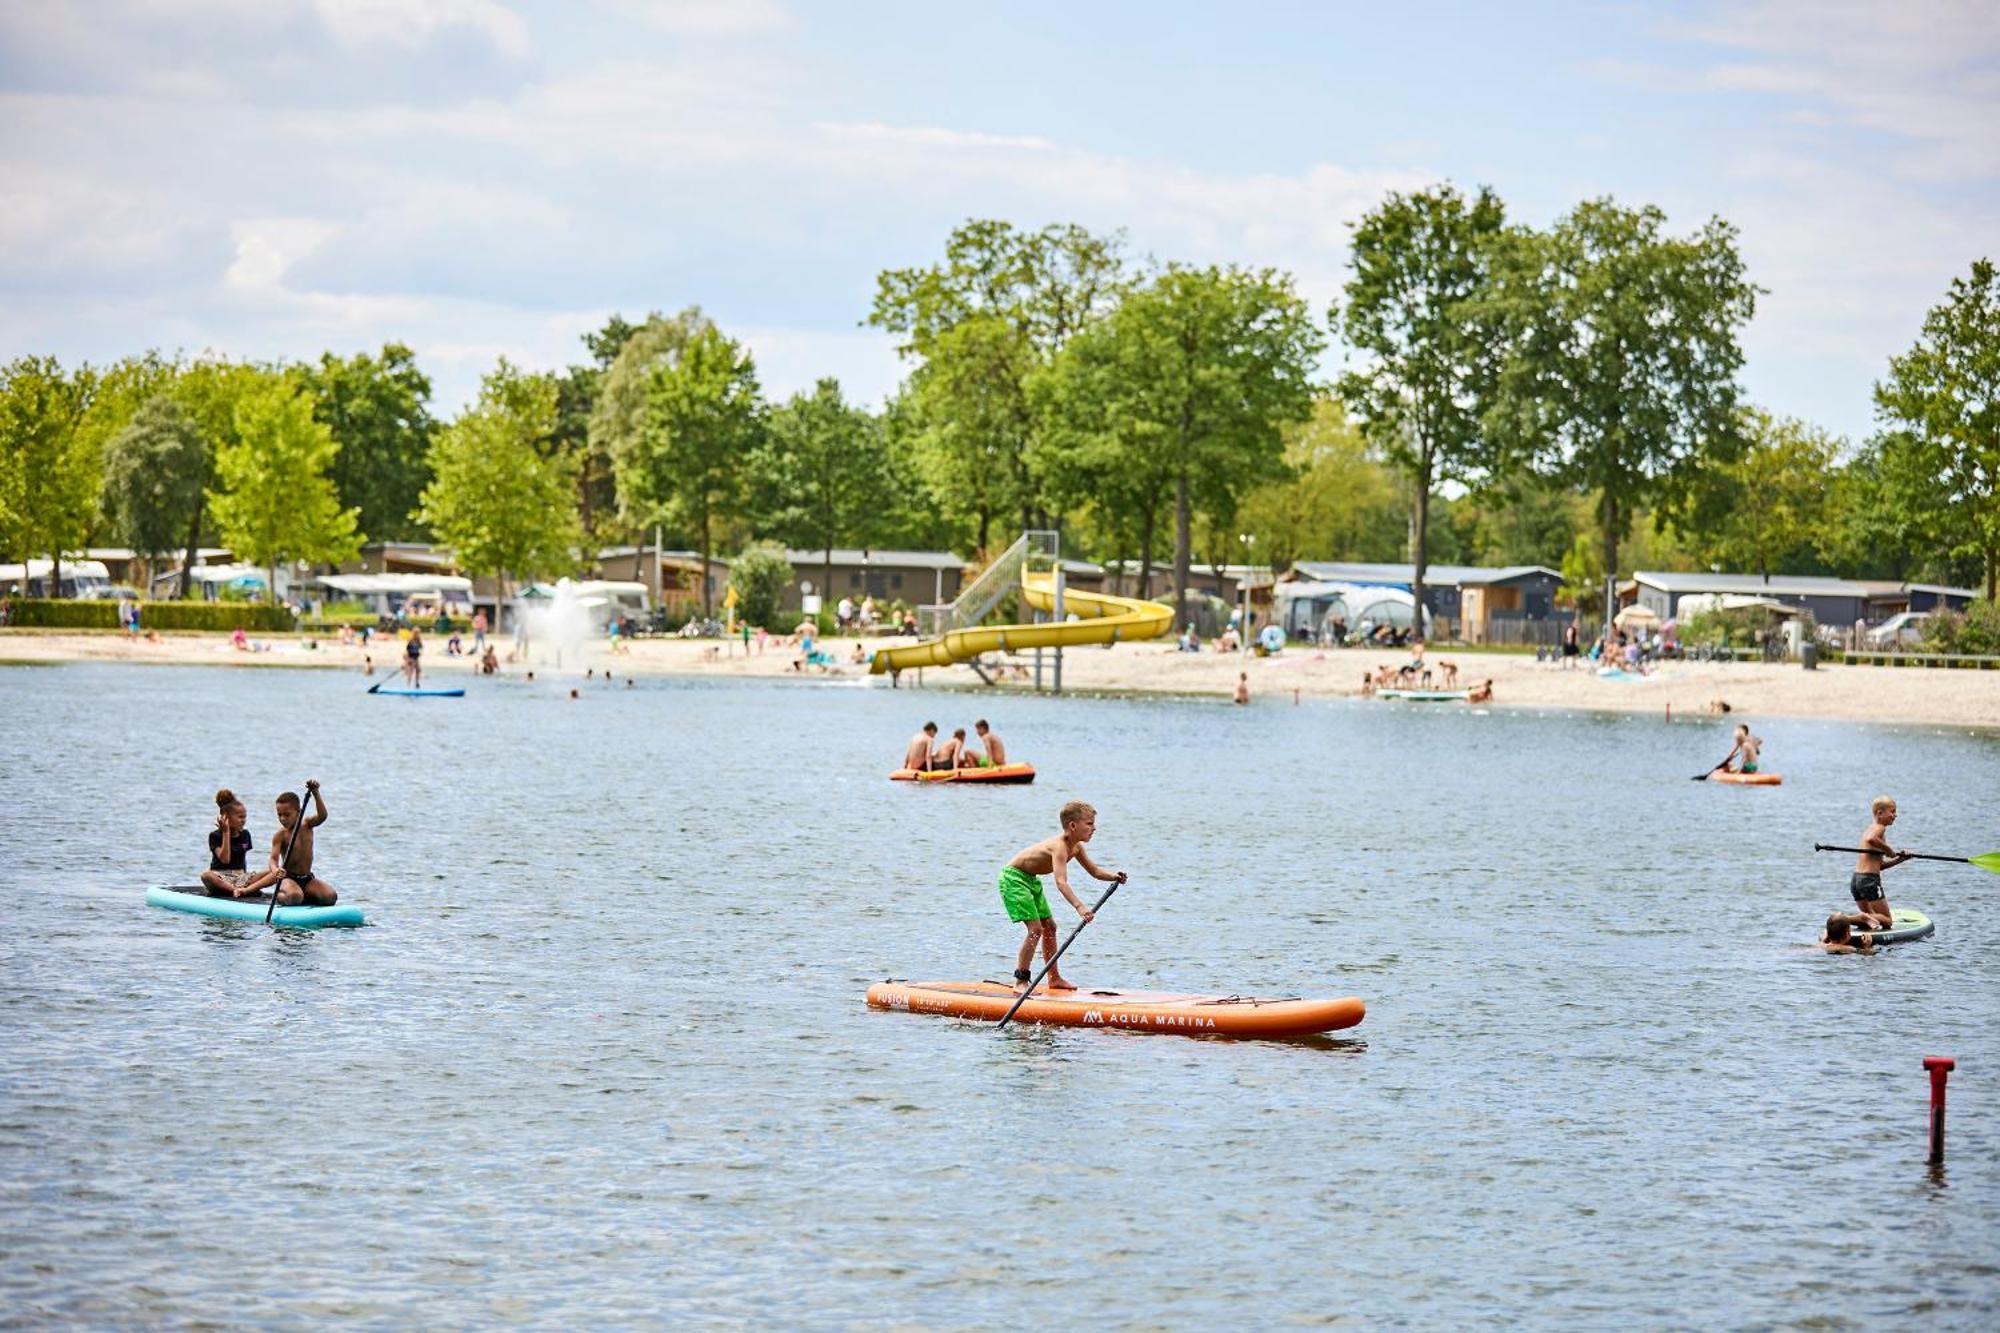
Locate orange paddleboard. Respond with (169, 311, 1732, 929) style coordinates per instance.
(866, 980, 1364, 1039)
(1711, 771, 1782, 785)
(890, 763, 1036, 784)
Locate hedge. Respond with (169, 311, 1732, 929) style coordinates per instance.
(2, 599, 295, 632)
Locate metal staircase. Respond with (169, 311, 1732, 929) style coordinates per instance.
(919, 530, 1059, 638)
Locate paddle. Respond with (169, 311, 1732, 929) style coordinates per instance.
(265, 780, 312, 924)
(1691, 760, 1730, 781)
(997, 877, 1124, 1031)
(1814, 844, 2000, 873)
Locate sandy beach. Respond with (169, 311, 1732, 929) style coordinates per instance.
(6, 627, 1998, 729)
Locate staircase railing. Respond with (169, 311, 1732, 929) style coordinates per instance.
(919, 530, 1058, 637)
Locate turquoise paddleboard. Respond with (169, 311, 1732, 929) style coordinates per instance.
(1377, 688, 1470, 702)
(371, 686, 464, 697)
(146, 886, 365, 929)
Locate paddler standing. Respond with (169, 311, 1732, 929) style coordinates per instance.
(999, 801, 1125, 992)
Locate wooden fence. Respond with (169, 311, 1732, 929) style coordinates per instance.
(1843, 650, 2000, 670)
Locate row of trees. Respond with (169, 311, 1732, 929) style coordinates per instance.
(4, 202, 1994, 618)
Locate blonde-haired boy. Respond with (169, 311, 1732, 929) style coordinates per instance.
(999, 801, 1126, 992)
(1849, 795, 1909, 930)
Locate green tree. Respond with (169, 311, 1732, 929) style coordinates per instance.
(209, 377, 362, 596)
(1234, 399, 1406, 572)
(546, 314, 647, 542)
(1680, 409, 1844, 579)
(903, 315, 1037, 551)
(1456, 477, 1585, 569)
(1041, 264, 1322, 616)
(749, 378, 885, 606)
(1482, 198, 1759, 616)
(871, 220, 1126, 544)
(1873, 258, 2000, 598)
(0, 357, 98, 589)
(167, 359, 273, 596)
(418, 362, 583, 595)
(588, 307, 715, 528)
(1334, 185, 1507, 626)
(295, 343, 436, 542)
(101, 394, 209, 586)
(728, 541, 793, 629)
(616, 327, 765, 619)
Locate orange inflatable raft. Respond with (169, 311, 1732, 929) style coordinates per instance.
(1711, 771, 1783, 786)
(889, 763, 1037, 784)
(865, 980, 1364, 1039)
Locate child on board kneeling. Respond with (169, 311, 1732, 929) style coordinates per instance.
(999, 801, 1125, 993)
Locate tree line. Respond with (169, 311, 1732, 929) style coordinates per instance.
(3, 195, 1994, 620)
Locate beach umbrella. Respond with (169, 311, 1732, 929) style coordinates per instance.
(1613, 604, 1660, 628)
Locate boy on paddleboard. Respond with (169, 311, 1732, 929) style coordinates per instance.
(267, 780, 339, 906)
(1849, 795, 1908, 930)
(1721, 723, 1762, 774)
(1001, 800, 1125, 992)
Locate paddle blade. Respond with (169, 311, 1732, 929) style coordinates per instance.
(1972, 852, 2000, 874)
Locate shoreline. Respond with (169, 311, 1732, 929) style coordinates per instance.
(4, 627, 1998, 730)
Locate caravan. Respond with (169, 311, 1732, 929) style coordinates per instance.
(0, 558, 114, 599)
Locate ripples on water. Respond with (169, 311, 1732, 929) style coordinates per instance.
(1, 662, 1996, 1325)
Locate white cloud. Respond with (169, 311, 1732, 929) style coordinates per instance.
(597, 0, 788, 35)
(309, 0, 531, 59)
(738, 325, 903, 407)
(1672, 0, 2000, 182)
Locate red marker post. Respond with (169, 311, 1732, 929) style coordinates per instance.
(1924, 1057, 1955, 1165)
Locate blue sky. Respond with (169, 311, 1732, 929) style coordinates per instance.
(2, 0, 1994, 443)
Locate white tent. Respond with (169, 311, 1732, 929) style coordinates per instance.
(1276, 580, 1433, 639)
(1677, 592, 1812, 621)
(317, 572, 473, 616)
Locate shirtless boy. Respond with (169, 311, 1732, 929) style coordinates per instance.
(999, 800, 1126, 992)
(903, 722, 938, 772)
(974, 719, 1006, 766)
(931, 728, 964, 770)
(1723, 723, 1762, 774)
(1849, 795, 1908, 930)
(267, 780, 338, 906)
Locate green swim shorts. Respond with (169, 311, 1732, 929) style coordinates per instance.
(998, 864, 1051, 922)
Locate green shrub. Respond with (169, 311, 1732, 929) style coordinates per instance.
(2, 599, 294, 631)
(1922, 600, 2000, 656)
(729, 542, 793, 630)
(1680, 607, 1764, 647)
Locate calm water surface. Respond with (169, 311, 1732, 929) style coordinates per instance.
(2, 661, 1997, 1326)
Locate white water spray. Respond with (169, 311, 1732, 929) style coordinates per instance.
(520, 578, 593, 669)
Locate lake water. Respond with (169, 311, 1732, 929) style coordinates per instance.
(2, 661, 1996, 1326)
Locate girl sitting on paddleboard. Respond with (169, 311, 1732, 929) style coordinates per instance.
(1000, 801, 1125, 993)
(200, 789, 258, 898)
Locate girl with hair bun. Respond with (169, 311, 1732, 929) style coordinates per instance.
(200, 788, 258, 898)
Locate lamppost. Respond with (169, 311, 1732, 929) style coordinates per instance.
(1237, 532, 1256, 654)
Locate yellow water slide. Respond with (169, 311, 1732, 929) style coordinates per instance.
(869, 573, 1174, 674)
